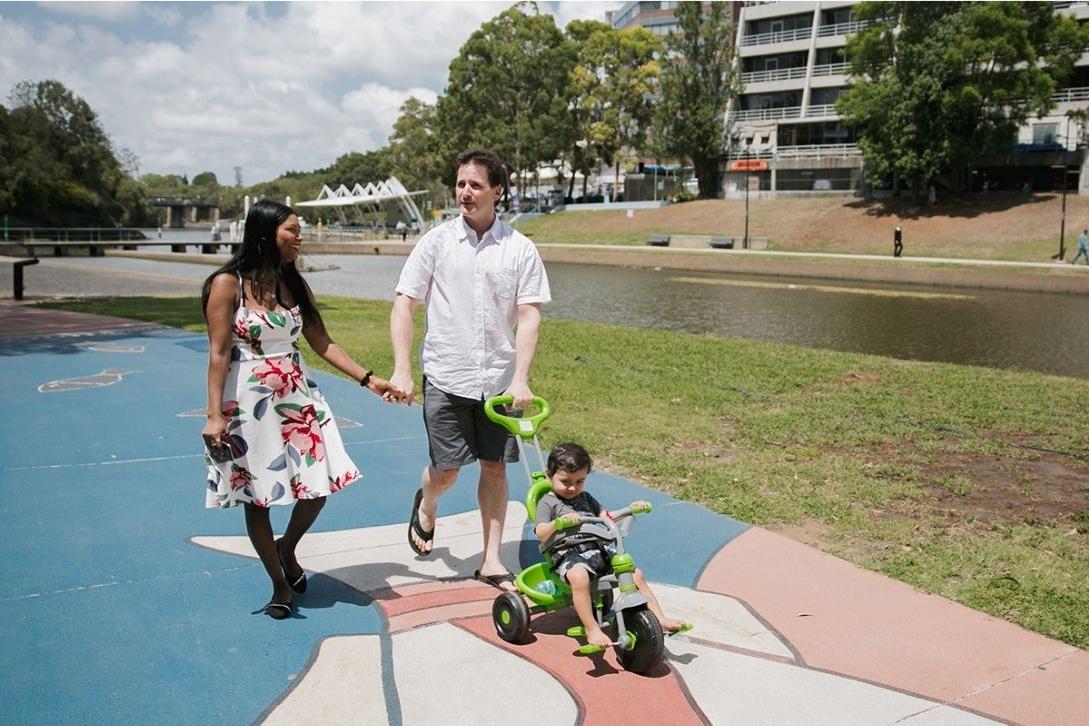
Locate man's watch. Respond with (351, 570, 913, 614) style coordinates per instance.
(359, 370, 373, 388)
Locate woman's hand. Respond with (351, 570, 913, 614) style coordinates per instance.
(367, 375, 411, 405)
(202, 413, 229, 454)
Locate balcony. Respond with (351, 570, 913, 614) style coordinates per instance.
(724, 143, 861, 160)
(817, 19, 871, 37)
(740, 66, 808, 84)
(740, 26, 813, 47)
(733, 106, 804, 121)
(776, 143, 861, 158)
(1052, 86, 1089, 104)
(811, 61, 850, 77)
(806, 104, 840, 118)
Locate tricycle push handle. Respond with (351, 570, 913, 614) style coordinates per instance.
(483, 395, 552, 440)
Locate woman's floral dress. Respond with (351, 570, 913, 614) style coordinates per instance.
(205, 292, 360, 509)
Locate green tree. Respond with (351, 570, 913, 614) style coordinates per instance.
(839, 1, 1088, 200)
(1, 79, 131, 225)
(564, 19, 615, 200)
(654, 2, 736, 199)
(387, 98, 440, 188)
(576, 24, 662, 201)
(435, 4, 573, 192)
(191, 171, 219, 188)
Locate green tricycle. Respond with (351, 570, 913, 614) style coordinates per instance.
(483, 395, 666, 674)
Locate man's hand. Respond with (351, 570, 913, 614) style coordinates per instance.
(504, 380, 533, 410)
(389, 371, 415, 405)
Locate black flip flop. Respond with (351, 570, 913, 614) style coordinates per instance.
(474, 569, 517, 591)
(276, 538, 307, 594)
(408, 488, 434, 557)
(263, 601, 293, 620)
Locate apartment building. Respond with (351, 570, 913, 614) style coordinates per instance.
(609, 1, 1089, 197)
(729, 1, 1089, 196)
(607, 1, 684, 36)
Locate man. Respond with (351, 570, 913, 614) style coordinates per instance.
(390, 149, 551, 591)
(396, 219, 408, 242)
(1072, 228, 1089, 265)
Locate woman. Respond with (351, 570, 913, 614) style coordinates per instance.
(201, 200, 401, 619)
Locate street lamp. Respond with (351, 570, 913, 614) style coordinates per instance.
(1051, 163, 1073, 261)
(744, 146, 751, 250)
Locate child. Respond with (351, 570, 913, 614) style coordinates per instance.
(534, 442, 687, 649)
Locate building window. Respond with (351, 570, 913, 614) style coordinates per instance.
(1033, 123, 1058, 145)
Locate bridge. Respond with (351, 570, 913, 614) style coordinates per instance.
(147, 196, 220, 228)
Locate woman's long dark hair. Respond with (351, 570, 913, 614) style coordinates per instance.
(200, 199, 325, 333)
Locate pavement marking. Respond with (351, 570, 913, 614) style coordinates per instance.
(38, 368, 140, 392)
(0, 435, 425, 472)
(668, 638, 1002, 726)
(77, 341, 145, 353)
(671, 276, 975, 300)
(0, 560, 256, 604)
(260, 636, 391, 726)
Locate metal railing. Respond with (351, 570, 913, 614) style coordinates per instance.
(817, 19, 871, 37)
(776, 143, 861, 158)
(740, 26, 813, 47)
(725, 147, 776, 160)
(1, 227, 147, 242)
(741, 65, 808, 84)
(733, 105, 803, 121)
(806, 104, 840, 118)
(811, 61, 851, 77)
(1052, 86, 1089, 104)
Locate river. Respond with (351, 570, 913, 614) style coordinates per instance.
(70, 251, 1089, 379)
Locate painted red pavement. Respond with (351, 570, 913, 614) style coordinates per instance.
(0, 300, 161, 337)
(698, 527, 1089, 726)
(459, 614, 711, 726)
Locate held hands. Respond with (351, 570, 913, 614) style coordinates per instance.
(387, 370, 415, 405)
(367, 374, 412, 405)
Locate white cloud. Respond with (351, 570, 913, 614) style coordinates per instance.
(0, 1, 620, 183)
(36, 1, 142, 22)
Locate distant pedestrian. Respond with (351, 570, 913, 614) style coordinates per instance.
(200, 199, 406, 620)
(893, 226, 903, 258)
(1073, 229, 1089, 265)
(396, 220, 408, 242)
(157, 225, 163, 239)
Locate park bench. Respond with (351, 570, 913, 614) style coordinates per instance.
(710, 236, 735, 249)
(647, 234, 670, 247)
(1, 255, 40, 300)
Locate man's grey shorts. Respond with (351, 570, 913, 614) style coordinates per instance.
(422, 378, 518, 470)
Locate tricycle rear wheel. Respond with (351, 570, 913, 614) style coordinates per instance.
(492, 591, 531, 643)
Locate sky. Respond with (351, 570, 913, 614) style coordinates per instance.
(0, 0, 620, 185)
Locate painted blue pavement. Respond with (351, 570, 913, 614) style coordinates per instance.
(0, 326, 747, 725)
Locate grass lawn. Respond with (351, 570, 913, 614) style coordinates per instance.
(41, 296, 1089, 648)
(517, 193, 1089, 262)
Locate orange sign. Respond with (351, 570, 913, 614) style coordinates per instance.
(729, 159, 768, 172)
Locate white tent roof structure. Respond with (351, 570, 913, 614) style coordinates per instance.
(295, 176, 427, 227)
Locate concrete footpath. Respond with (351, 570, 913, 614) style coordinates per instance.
(1, 305, 1087, 726)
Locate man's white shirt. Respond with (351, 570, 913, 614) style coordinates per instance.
(395, 215, 551, 399)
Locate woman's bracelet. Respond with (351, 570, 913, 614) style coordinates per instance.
(359, 370, 373, 388)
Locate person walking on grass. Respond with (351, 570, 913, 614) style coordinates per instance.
(1072, 229, 1089, 265)
(390, 148, 551, 592)
(201, 199, 405, 620)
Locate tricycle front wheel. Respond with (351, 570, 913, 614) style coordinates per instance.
(616, 607, 664, 674)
